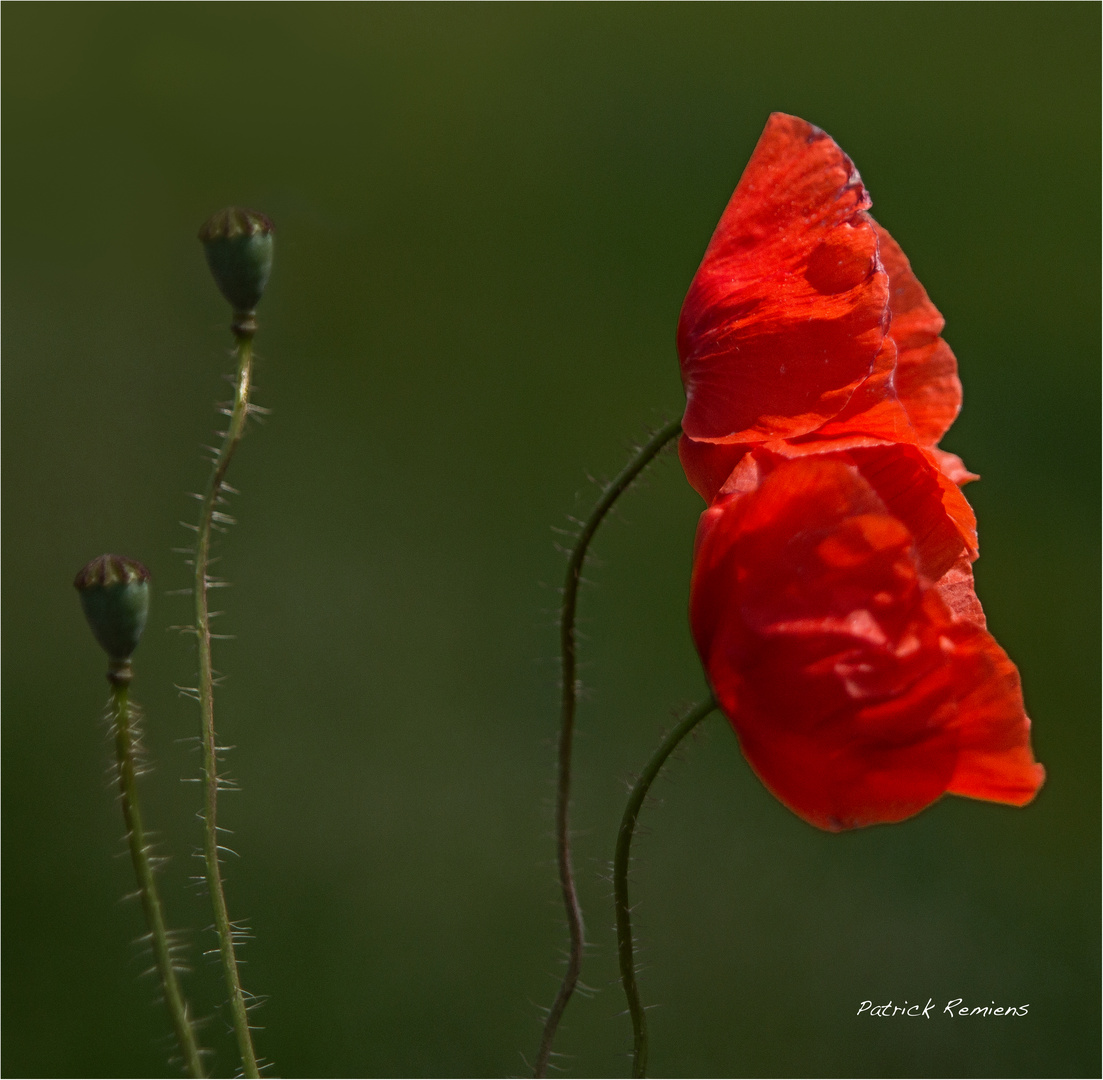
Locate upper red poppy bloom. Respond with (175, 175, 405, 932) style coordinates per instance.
(690, 454, 1044, 830)
(677, 112, 962, 451)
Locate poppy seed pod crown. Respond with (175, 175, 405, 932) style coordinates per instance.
(198, 207, 274, 315)
(74, 554, 151, 663)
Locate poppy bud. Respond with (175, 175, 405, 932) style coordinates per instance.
(74, 555, 151, 668)
(198, 207, 274, 323)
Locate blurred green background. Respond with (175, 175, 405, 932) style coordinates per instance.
(3, 4, 1098, 1077)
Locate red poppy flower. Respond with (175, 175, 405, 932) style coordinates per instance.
(689, 455, 1044, 830)
(678, 113, 1043, 828)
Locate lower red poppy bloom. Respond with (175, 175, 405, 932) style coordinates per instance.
(690, 455, 1044, 830)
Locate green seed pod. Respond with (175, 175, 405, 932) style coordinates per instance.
(198, 207, 274, 316)
(74, 554, 151, 663)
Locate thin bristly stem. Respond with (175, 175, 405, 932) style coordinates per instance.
(110, 674, 206, 1078)
(615, 697, 716, 1079)
(534, 416, 682, 1078)
(194, 331, 261, 1078)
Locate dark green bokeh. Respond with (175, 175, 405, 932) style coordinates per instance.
(3, 4, 1098, 1077)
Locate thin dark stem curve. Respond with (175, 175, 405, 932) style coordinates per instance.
(615, 696, 717, 1079)
(534, 416, 682, 1078)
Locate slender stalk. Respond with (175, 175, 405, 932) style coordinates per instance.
(194, 330, 261, 1078)
(110, 670, 206, 1078)
(615, 697, 717, 1079)
(535, 417, 682, 1077)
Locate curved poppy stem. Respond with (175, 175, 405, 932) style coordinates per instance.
(110, 672, 206, 1078)
(615, 696, 717, 1079)
(534, 416, 682, 1078)
(194, 329, 261, 1078)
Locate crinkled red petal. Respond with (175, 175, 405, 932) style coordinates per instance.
(845, 444, 977, 577)
(809, 333, 915, 444)
(933, 552, 986, 629)
(929, 448, 979, 487)
(805, 224, 963, 446)
(677, 113, 889, 444)
(941, 623, 1046, 805)
(875, 222, 963, 445)
(678, 434, 746, 505)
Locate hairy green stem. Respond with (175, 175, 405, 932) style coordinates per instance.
(194, 330, 261, 1078)
(615, 697, 716, 1079)
(110, 673, 205, 1078)
(535, 417, 682, 1077)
